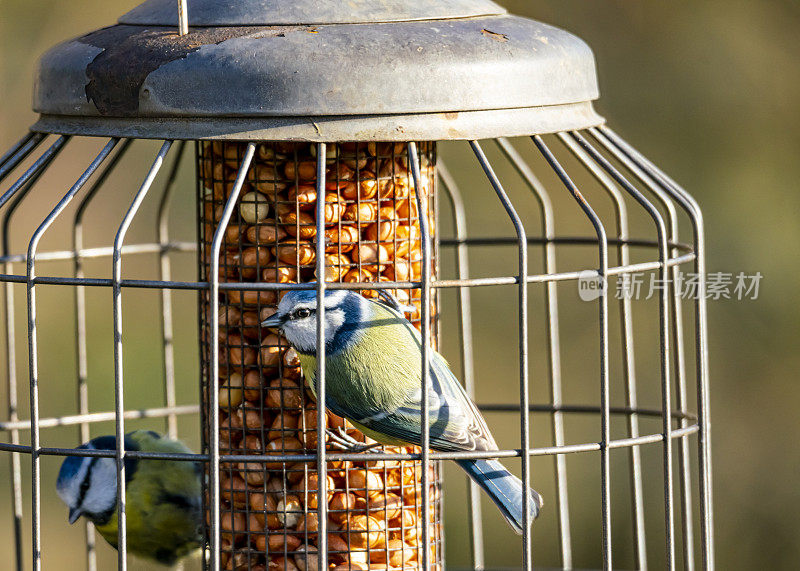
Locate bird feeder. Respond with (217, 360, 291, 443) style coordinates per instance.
(0, 1, 714, 570)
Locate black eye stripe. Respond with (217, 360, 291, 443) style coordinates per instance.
(76, 458, 98, 507)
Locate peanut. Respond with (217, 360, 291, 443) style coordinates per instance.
(266, 533, 301, 552)
(239, 191, 271, 223)
(368, 142, 406, 157)
(219, 305, 242, 327)
(351, 243, 391, 272)
(370, 539, 418, 567)
(266, 377, 303, 409)
(220, 511, 247, 540)
(346, 515, 387, 549)
(340, 178, 378, 201)
(296, 473, 335, 509)
(264, 437, 303, 469)
(227, 289, 278, 307)
(266, 412, 299, 442)
(295, 512, 319, 534)
(269, 557, 300, 571)
(242, 369, 263, 402)
(284, 160, 317, 181)
(348, 469, 384, 499)
(250, 492, 280, 530)
(221, 475, 248, 508)
(315, 253, 351, 282)
(273, 243, 316, 265)
(279, 208, 316, 239)
(262, 266, 298, 283)
(324, 225, 360, 253)
(328, 492, 358, 522)
(260, 337, 283, 370)
(343, 201, 379, 223)
(383, 259, 411, 282)
(247, 223, 288, 245)
(321, 192, 345, 225)
(286, 185, 317, 209)
(219, 372, 243, 408)
(367, 492, 403, 520)
(293, 544, 319, 571)
(236, 247, 272, 279)
(276, 495, 303, 528)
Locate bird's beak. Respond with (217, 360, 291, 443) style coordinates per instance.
(68, 507, 82, 524)
(260, 314, 284, 328)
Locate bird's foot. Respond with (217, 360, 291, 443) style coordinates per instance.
(326, 427, 382, 453)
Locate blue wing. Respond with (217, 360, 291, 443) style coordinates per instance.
(357, 350, 498, 452)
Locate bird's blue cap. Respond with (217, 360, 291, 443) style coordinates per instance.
(56, 436, 117, 494)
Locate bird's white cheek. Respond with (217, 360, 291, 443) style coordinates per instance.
(324, 310, 346, 344)
(284, 321, 318, 353)
(284, 310, 345, 352)
(83, 458, 118, 515)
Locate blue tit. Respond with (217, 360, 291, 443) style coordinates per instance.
(56, 430, 202, 566)
(262, 289, 543, 534)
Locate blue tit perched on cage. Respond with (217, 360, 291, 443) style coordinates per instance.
(56, 430, 202, 566)
(262, 289, 543, 533)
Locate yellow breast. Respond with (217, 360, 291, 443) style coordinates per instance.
(298, 352, 318, 396)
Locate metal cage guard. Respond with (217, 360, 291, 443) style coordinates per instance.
(0, 129, 713, 571)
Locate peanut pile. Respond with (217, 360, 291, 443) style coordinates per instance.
(199, 141, 442, 570)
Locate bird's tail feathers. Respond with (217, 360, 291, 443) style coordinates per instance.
(457, 458, 543, 535)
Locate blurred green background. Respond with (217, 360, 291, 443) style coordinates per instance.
(1, 1, 798, 570)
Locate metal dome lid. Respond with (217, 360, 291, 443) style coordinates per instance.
(118, 0, 508, 26)
(32, 0, 603, 141)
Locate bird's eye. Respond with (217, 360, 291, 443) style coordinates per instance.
(80, 479, 90, 493)
(295, 308, 312, 319)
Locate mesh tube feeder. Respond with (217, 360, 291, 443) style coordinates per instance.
(0, 0, 714, 570)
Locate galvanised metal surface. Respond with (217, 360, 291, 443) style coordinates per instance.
(31, 104, 603, 142)
(119, 0, 507, 26)
(33, 4, 602, 139)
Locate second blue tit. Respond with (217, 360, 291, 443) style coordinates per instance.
(56, 430, 202, 566)
(262, 289, 543, 534)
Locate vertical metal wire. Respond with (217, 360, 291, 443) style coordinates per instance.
(570, 130, 676, 571)
(0, 133, 46, 184)
(433, 145, 446, 570)
(532, 135, 611, 570)
(600, 126, 714, 570)
(469, 140, 532, 571)
(588, 127, 695, 571)
(157, 141, 186, 440)
(193, 141, 210, 570)
(495, 137, 574, 570)
(432, 144, 442, 347)
(2, 135, 68, 571)
(71, 138, 133, 571)
(556, 132, 649, 570)
(408, 142, 432, 571)
(208, 143, 255, 571)
(177, 0, 189, 35)
(3, 242, 24, 571)
(26, 138, 119, 571)
(437, 162, 484, 570)
(313, 143, 329, 571)
(112, 140, 173, 570)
